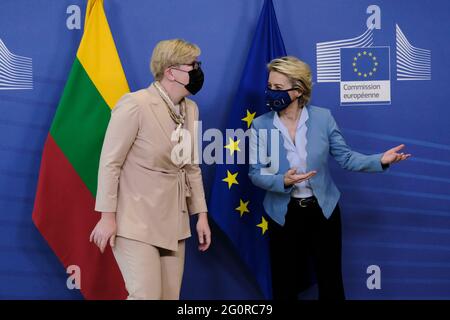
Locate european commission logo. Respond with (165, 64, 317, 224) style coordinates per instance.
(340, 47, 390, 105)
(315, 5, 431, 106)
(0, 39, 33, 90)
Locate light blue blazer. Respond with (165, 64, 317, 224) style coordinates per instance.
(248, 105, 386, 226)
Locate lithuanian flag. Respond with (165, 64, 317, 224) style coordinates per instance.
(32, 0, 128, 299)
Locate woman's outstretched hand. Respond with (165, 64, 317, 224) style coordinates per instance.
(284, 168, 317, 187)
(381, 144, 411, 166)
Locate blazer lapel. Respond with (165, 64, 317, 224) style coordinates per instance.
(305, 106, 313, 172)
(265, 112, 290, 174)
(145, 84, 177, 147)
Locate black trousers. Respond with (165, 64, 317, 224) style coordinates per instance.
(268, 198, 345, 300)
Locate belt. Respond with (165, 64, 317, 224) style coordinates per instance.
(177, 168, 192, 213)
(291, 196, 317, 208)
(157, 168, 192, 213)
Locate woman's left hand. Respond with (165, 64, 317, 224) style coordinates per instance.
(381, 144, 411, 166)
(196, 212, 211, 252)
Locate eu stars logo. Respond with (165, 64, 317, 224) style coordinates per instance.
(340, 47, 391, 106)
(352, 50, 379, 78)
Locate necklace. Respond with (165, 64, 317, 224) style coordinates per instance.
(154, 81, 186, 143)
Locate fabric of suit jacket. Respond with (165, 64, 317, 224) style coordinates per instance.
(95, 83, 207, 251)
(249, 105, 385, 226)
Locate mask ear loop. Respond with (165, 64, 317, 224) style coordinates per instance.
(293, 80, 306, 105)
(169, 67, 188, 87)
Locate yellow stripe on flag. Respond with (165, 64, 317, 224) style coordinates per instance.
(77, 0, 129, 109)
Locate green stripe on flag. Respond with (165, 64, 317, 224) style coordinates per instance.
(50, 58, 111, 197)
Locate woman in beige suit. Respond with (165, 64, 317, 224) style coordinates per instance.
(89, 39, 211, 300)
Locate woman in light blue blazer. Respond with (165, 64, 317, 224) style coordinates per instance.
(248, 56, 410, 300)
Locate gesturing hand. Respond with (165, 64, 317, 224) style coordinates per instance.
(381, 144, 411, 166)
(284, 168, 317, 187)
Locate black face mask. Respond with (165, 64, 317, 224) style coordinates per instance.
(185, 67, 204, 95)
(172, 66, 204, 95)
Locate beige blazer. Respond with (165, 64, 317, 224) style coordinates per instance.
(95, 84, 207, 251)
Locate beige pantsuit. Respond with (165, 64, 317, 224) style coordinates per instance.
(95, 83, 207, 299)
(112, 237, 185, 300)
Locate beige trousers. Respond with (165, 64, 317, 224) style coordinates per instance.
(112, 236, 186, 300)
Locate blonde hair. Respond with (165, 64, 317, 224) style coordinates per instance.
(267, 56, 312, 106)
(150, 39, 201, 80)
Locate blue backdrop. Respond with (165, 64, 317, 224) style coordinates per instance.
(0, 0, 449, 299)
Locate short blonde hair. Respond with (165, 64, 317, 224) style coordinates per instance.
(150, 39, 201, 80)
(267, 56, 312, 106)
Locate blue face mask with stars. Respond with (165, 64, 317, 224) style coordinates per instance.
(265, 88, 297, 112)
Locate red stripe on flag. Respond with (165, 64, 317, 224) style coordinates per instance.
(32, 134, 127, 300)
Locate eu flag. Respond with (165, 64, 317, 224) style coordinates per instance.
(340, 47, 390, 81)
(208, 0, 286, 299)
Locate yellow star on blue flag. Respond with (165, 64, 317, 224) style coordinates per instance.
(224, 137, 241, 156)
(257, 217, 268, 235)
(222, 170, 239, 189)
(241, 110, 256, 128)
(235, 199, 250, 217)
